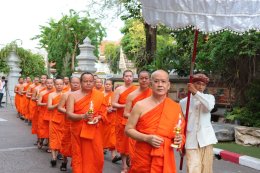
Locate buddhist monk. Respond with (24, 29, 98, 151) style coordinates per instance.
(112, 70, 137, 172)
(20, 76, 32, 121)
(123, 70, 152, 165)
(37, 78, 55, 150)
(47, 78, 64, 167)
(63, 76, 70, 92)
(125, 70, 186, 173)
(102, 79, 117, 161)
(58, 76, 81, 171)
(31, 75, 47, 145)
(66, 72, 107, 173)
(95, 78, 104, 92)
(26, 77, 40, 125)
(14, 77, 24, 117)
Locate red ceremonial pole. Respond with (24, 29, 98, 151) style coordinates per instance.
(179, 29, 199, 170)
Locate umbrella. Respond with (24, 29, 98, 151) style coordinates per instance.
(140, 0, 260, 170)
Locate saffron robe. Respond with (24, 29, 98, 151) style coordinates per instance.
(28, 85, 38, 121)
(49, 94, 64, 150)
(60, 110, 72, 157)
(116, 85, 137, 154)
(15, 85, 23, 113)
(31, 87, 46, 135)
(129, 98, 186, 173)
(103, 91, 116, 149)
(21, 83, 31, 118)
(71, 90, 107, 173)
(129, 88, 152, 159)
(63, 85, 70, 92)
(37, 89, 54, 138)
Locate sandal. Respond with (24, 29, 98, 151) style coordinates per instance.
(112, 155, 121, 163)
(50, 159, 57, 167)
(46, 148, 52, 153)
(37, 141, 43, 149)
(60, 162, 67, 171)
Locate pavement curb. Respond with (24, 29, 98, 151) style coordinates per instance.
(213, 148, 260, 171)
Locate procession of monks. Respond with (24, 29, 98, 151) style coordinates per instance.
(13, 69, 186, 173)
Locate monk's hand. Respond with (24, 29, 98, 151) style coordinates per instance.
(147, 135, 164, 148)
(81, 114, 88, 120)
(85, 112, 94, 121)
(92, 116, 100, 124)
(107, 107, 113, 113)
(173, 134, 182, 145)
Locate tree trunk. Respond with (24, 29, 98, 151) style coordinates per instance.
(71, 42, 79, 72)
(144, 23, 157, 64)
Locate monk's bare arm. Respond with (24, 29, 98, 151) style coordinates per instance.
(57, 94, 67, 113)
(26, 86, 33, 98)
(125, 103, 164, 148)
(19, 85, 24, 95)
(31, 88, 38, 101)
(37, 93, 46, 106)
(112, 88, 125, 108)
(47, 93, 57, 110)
(14, 85, 19, 94)
(66, 94, 85, 121)
(123, 95, 133, 118)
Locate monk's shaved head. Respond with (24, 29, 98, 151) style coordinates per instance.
(151, 70, 169, 81)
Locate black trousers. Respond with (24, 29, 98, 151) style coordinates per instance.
(0, 93, 4, 106)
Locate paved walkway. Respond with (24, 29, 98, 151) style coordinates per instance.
(0, 106, 259, 173)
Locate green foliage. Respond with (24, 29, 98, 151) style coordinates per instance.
(226, 80, 260, 127)
(104, 43, 120, 73)
(17, 48, 46, 77)
(33, 9, 106, 76)
(121, 19, 145, 67)
(120, 19, 181, 72)
(146, 34, 177, 72)
(0, 42, 46, 77)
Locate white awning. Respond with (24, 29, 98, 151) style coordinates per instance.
(140, 0, 260, 33)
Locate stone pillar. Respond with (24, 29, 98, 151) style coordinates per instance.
(7, 51, 21, 102)
(74, 37, 97, 76)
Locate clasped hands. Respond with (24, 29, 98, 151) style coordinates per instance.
(146, 134, 182, 148)
(81, 112, 101, 124)
(107, 106, 114, 113)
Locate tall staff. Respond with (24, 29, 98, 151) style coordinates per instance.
(179, 29, 199, 170)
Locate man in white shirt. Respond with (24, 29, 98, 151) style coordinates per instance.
(0, 76, 6, 108)
(180, 73, 217, 173)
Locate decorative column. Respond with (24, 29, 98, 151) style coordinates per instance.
(7, 51, 21, 101)
(74, 37, 97, 76)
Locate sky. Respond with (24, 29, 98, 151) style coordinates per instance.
(0, 0, 124, 51)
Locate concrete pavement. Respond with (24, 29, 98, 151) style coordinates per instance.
(0, 106, 259, 173)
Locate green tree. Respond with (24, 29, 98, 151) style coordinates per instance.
(89, 0, 157, 66)
(34, 9, 106, 76)
(104, 43, 121, 73)
(0, 41, 46, 77)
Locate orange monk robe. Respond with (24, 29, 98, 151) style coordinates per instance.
(63, 85, 70, 92)
(103, 91, 116, 150)
(71, 90, 107, 173)
(129, 98, 186, 173)
(129, 88, 152, 159)
(60, 110, 72, 157)
(20, 83, 31, 117)
(31, 88, 46, 135)
(28, 85, 38, 121)
(49, 94, 64, 150)
(37, 89, 55, 139)
(24, 84, 34, 119)
(116, 85, 137, 154)
(15, 85, 22, 114)
(94, 86, 104, 92)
